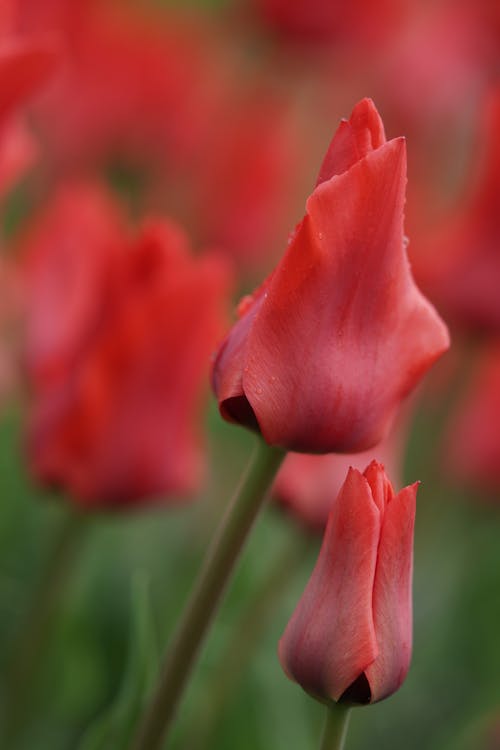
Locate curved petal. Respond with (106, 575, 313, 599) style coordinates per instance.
(315, 98, 386, 186)
(278, 468, 380, 702)
(365, 483, 417, 702)
(244, 137, 449, 452)
(211, 282, 269, 431)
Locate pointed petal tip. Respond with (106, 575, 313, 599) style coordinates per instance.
(350, 97, 378, 118)
(364, 459, 385, 474)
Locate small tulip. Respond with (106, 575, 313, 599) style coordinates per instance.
(21, 183, 127, 387)
(212, 98, 449, 453)
(279, 461, 417, 705)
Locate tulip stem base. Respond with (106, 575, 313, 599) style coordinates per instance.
(129, 438, 286, 750)
(321, 703, 352, 750)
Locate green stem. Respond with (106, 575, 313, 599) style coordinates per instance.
(2, 507, 88, 742)
(187, 527, 313, 749)
(129, 438, 286, 750)
(320, 703, 352, 750)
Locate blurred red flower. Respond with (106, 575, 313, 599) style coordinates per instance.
(22, 184, 127, 387)
(20, 1, 226, 180)
(279, 461, 417, 705)
(419, 89, 500, 335)
(21, 184, 232, 508)
(445, 345, 500, 493)
(212, 98, 449, 453)
(273, 417, 405, 532)
(192, 87, 304, 273)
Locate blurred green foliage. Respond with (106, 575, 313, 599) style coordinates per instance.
(1, 395, 500, 750)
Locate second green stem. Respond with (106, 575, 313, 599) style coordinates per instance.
(129, 438, 286, 750)
(321, 702, 352, 750)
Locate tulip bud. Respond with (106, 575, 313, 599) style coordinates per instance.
(278, 461, 417, 705)
(211, 98, 449, 453)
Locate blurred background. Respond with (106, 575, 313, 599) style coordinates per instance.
(0, 0, 499, 748)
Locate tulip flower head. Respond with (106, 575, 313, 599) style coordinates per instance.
(212, 98, 449, 453)
(22, 186, 231, 508)
(279, 461, 417, 705)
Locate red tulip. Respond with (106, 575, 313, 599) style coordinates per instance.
(279, 461, 417, 705)
(212, 98, 449, 453)
(22, 185, 231, 508)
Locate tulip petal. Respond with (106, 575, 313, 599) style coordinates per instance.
(364, 483, 417, 702)
(315, 98, 386, 186)
(26, 208, 232, 508)
(211, 283, 269, 431)
(278, 468, 380, 702)
(363, 459, 394, 515)
(244, 137, 449, 452)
